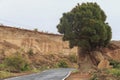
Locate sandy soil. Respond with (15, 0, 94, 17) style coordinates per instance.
(65, 72, 92, 80)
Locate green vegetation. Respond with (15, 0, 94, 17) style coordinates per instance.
(0, 71, 13, 79)
(108, 69, 120, 77)
(90, 74, 98, 80)
(0, 51, 77, 79)
(27, 48, 34, 56)
(57, 2, 112, 51)
(4, 54, 30, 72)
(0, 52, 30, 72)
(39, 65, 50, 71)
(71, 69, 79, 73)
(107, 60, 120, 77)
(68, 54, 77, 63)
(89, 60, 120, 79)
(34, 28, 38, 32)
(0, 52, 31, 79)
(0, 63, 6, 71)
(109, 59, 120, 69)
(56, 60, 68, 68)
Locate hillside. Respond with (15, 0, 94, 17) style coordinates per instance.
(0, 25, 78, 78)
(0, 25, 120, 65)
(65, 41, 120, 80)
(0, 25, 77, 55)
(1, 25, 120, 79)
(0, 25, 77, 56)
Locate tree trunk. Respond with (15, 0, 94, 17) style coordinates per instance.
(77, 47, 111, 72)
(77, 47, 98, 72)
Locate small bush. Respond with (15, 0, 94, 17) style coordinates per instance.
(72, 69, 79, 73)
(0, 71, 13, 79)
(39, 65, 50, 71)
(4, 55, 30, 72)
(90, 74, 98, 80)
(34, 28, 38, 32)
(108, 69, 120, 77)
(57, 60, 68, 68)
(68, 54, 77, 63)
(27, 49, 34, 56)
(109, 59, 120, 69)
(0, 64, 6, 71)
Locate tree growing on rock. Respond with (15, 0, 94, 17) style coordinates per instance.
(57, 2, 112, 71)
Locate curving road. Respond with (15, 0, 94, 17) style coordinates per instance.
(5, 68, 74, 80)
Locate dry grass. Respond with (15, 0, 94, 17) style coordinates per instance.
(0, 71, 14, 79)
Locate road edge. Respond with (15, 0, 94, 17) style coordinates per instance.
(62, 71, 71, 80)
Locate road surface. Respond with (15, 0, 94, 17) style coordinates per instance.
(5, 68, 74, 80)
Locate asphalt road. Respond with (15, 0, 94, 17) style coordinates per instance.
(5, 68, 74, 80)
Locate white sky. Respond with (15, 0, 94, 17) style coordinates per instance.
(0, 0, 120, 40)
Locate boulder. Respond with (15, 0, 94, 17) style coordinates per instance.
(98, 59, 111, 69)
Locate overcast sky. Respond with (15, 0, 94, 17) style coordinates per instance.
(0, 0, 120, 40)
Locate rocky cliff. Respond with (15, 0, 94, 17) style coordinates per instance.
(0, 25, 77, 57)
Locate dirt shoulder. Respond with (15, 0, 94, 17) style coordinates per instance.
(65, 72, 91, 80)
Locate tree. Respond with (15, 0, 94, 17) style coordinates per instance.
(34, 28, 38, 32)
(57, 2, 112, 70)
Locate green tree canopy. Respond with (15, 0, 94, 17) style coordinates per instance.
(57, 2, 112, 51)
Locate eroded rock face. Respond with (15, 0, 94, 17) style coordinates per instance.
(104, 42, 120, 62)
(92, 51, 104, 62)
(92, 51, 112, 69)
(0, 26, 77, 56)
(77, 50, 113, 70)
(106, 49, 120, 62)
(98, 59, 110, 69)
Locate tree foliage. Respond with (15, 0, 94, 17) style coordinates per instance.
(57, 2, 112, 51)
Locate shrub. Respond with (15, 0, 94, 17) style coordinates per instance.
(27, 49, 34, 56)
(4, 55, 30, 72)
(34, 28, 38, 32)
(0, 64, 6, 71)
(90, 74, 98, 80)
(68, 54, 77, 63)
(39, 65, 50, 71)
(109, 59, 120, 69)
(57, 60, 68, 68)
(108, 69, 120, 77)
(0, 71, 13, 79)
